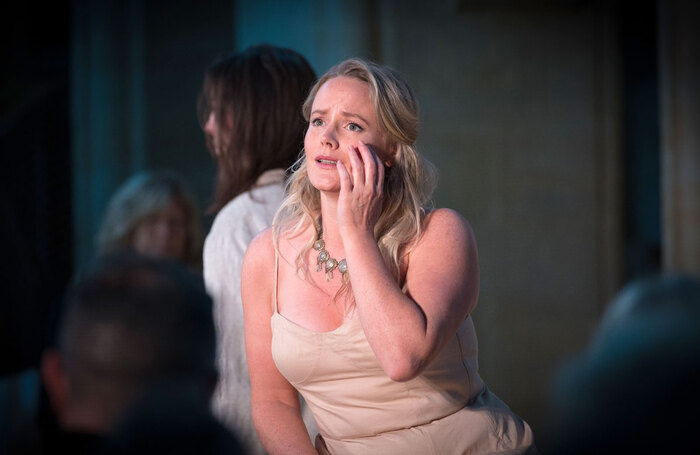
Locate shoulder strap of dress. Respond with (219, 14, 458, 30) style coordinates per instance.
(272, 247, 280, 314)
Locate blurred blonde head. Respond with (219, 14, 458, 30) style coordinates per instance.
(96, 170, 203, 269)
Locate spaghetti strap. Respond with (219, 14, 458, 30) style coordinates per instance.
(272, 248, 280, 314)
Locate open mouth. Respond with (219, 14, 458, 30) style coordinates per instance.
(317, 159, 337, 165)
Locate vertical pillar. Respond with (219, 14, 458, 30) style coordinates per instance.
(659, 0, 700, 275)
(71, 0, 146, 269)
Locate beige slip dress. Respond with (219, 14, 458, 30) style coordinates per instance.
(270, 255, 535, 454)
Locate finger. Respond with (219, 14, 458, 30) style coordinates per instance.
(356, 141, 377, 190)
(347, 145, 365, 188)
(376, 154, 385, 194)
(368, 142, 385, 190)
(336, 160, 353, 193)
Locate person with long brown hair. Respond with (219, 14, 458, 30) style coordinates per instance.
(242, 58, 535, 454)
(199, 44, 317, 453)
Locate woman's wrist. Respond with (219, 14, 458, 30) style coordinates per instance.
(340, 225, 376, 250)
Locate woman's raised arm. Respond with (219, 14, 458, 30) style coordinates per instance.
(344, 208, 479, 382)
(338, 143, 479, 382)
(241, 229, 317, 454)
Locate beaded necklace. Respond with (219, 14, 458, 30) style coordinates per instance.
(313, 218, 348, 281)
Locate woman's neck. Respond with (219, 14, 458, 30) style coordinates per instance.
(318, 192, 344, 254)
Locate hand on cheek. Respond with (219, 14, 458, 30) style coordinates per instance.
(337, 141, 385, 236)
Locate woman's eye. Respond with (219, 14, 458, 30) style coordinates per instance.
(311, 118, 323, 126)
(348, 123, 363, 132)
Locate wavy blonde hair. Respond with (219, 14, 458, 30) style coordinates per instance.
(273, 58, 437, 297)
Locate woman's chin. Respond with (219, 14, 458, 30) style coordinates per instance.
(316, 185, 341, 195)
(309, 177, 341, 194)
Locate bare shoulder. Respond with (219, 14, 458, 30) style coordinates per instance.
(247, 226, 275, 253)
(419, 208, 476, 248)
(242, 227, 276, 285)
(407, 209, 480, 315)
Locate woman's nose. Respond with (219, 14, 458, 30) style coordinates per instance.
(320, 125, 339, 149)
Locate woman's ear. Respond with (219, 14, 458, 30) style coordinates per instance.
(383, 143, 398, 168)
(41, 349, 70, 421)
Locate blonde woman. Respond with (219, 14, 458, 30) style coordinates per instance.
(242, 59, 535, 454)
(96, 170, 202, 270)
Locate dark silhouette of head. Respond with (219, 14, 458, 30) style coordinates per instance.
(41, 253, 217, 435)
(547, 273, 700, 454)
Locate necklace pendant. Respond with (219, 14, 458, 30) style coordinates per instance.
(317, 250, 329, 272)
(325, 258, 338, 273)
(314, 217, 347, 281)
(324, 258, 338, 282)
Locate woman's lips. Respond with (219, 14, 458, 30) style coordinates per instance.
(315, 156, 338, 168)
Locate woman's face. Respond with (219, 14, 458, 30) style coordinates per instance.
(132, 200, 187, 262)
(304, 76, 391, 193)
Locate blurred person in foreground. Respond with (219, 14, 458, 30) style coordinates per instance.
(36, 170, 203, 449)
(96, 170, 203, 271)
(198, 44, 317, 452)
(39, 253, 241, 453)
(545, 273, 700, 455)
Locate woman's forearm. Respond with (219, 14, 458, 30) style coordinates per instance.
(342, 210, 478, 382)
(252, 400, 318, 455)
(343, 229, 431, 379)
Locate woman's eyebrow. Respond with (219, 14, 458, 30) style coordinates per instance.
(310, 108, 370, 125)
(341, 111, 369, 125)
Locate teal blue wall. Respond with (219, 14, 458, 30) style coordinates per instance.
(70, 0, 383, 271)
